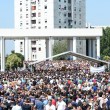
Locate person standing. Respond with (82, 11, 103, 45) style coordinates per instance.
(12, 101, 22, 110)
(56, 97, 66, 110)
(45, 100, 55, 110)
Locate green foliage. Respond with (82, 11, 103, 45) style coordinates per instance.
(101, 27, 110, 59)
(103, 56, 110, 61)
(53, 40, 67, 60)
(6, 52, 24, 70)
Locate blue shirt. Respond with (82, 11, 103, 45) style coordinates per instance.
(35, 100, 44, 110)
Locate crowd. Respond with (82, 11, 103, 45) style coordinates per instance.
(0, 60, 110, 110)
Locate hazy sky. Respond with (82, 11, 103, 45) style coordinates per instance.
(0, 0, 110, 54)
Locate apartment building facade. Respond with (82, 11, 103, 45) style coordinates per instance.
(14, 0, 86, 61)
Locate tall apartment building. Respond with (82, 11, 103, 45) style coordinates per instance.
(14, 0, 86, 61)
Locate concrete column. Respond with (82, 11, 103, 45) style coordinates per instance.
(28, 39, 32, 61)
(96, 36, 100, 59)
(67, 39, 73, 51)
(67, 37, 76, 60)
(67, 39, 73, 60)
(24, 37, 29, 61)
(88, 39, 92, 57)
(73, 37, 76, 60)
(1, 37, 5, 72)
(46, 37, 53, 60)
(93, 40, 96, 58)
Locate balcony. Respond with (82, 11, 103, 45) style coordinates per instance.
(31, 1, 36, 5)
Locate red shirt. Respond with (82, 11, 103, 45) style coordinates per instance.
(52, 99, 56, 106)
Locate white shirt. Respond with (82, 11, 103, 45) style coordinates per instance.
(12, 105, 22, 110)
(45, 104, 55, 110)
(57, 101, 66, 110)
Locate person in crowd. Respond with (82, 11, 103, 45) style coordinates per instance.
(0, 60, 109, 110)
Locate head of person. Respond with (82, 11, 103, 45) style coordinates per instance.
(94, 103, 99, 110)
(58, 97, 61, 102)
(48, 100, 52, 106)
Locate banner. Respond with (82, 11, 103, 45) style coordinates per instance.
(90, 66, 105, 73)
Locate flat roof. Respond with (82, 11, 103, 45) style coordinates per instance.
(0, 28, 102, 39)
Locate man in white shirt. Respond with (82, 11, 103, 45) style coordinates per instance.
(45, 100, 55, 110)
(12, 101, 22, 110)
(56, 97, 66, 110)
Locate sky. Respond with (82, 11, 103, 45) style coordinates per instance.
(0, 0, 110, 55)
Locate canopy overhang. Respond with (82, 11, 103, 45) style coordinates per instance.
(0, 28, 102, 39)
(29, 51, 109, 66)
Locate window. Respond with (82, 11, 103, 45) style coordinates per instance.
(74, 7, 76, 11)
(79, 1, 81, 5)
(20, 50, 23, 52)
(45, 0, 47, 2)
(20, 8, 22, 12)
(38, 27, 41, 29)
(79, 21, 81, 25)
(44, 5, 47, 9)
(31, 41, 36, 45)
(32, 13, 36, 17)
(79, 14, 81, 19)
(31, 20, 36, 24)
(45, 26, 47, 29)
(26, 8, 28, 11)
(45, 19, 47, 23)
(59, 19, 61, 23)
(31, 6, 36, 10)
(74, 21, 76, 25)
(38, 20, 41, 24)
(68, 0, 71, 3)
(79, 8, 81, 12)
(20, 15, 22, 19)
(35, 55, 36, 59)
(33, 55, 34, 59)
(31, 1, 36, 5)
(38, 5, 41, 10)
(20, 22, 22, 26)
(59, 5, 61, 9)
(59, 0, 61, 2)
(74, 0, 76, 3)
(31, 26, 36, 29)
(20, 42, 23, 45)
(64, 6, 66, 10)
(26, 14, 28, 18)
(64, 13, 66, 17)
(26, 22, 29, 25)
(64, 26, 67, 28)
(38, 12, 41, 17)
(68, 6, 71, 10)
(32, 47, 36, 52)
(64, 20, 66, 23)
(59, 26, 61, 28)
(39, 47, 41, 51)
(64, 0, 66, 3)
(20, 2, 22, 5)
(68, 13, 71, 17)
(74, 14, 76, 18)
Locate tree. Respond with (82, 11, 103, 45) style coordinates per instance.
(6, 52, 24, 70)
(101, 27, 110, 59)
(53, 40, 67, 60)
(103, 56, 110, 61)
